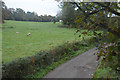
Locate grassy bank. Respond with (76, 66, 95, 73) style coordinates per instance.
(25, 41, 96, 78)
(3, 38, 97, 78)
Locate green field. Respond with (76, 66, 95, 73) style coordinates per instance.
(2, 20, 82, 63)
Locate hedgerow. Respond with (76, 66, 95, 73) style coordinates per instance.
(2, 38, 95, 78)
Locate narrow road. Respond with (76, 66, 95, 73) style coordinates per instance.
(44, 48, 99, 78)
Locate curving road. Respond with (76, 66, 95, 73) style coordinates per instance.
(44, 47, 99, 78)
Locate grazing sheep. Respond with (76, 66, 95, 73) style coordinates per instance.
(26, 33, 31, 36)
(16, 32, 19, 34)
(59, 20, 63, 23)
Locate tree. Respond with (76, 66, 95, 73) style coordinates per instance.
(1, 1, 9, 22)
(73, 2, 120, 34)
(71, 2, 120, 74)
(2, 1, 60, 22)
(61, 2, 75, 25)
(59, 1, 120, 75)
(13, 8, 26, 21)
(8, 8, 15, 20)
(0, 1, 2, 23)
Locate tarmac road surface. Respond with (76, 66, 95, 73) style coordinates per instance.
(44, 47, 99, 78)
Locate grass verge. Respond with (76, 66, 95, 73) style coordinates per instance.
(25, 41, 96, 78)
(93, 59, 120, 78)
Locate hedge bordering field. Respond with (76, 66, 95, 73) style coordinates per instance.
(2, 38, 97, 78)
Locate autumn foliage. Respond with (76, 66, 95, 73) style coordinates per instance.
(63, 2, 120, 75)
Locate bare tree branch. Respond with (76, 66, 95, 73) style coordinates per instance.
(74, 2, 105, 16)
(95, 2, 120, 16)
(73, 2, 120, 37)
(73, 2, 88, 16)
(89, 8, 105, 15)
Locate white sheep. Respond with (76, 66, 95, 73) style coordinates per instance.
(59, 20, 62, 23)
(26, 32, 31, 36)
(16, 32, 19, 34)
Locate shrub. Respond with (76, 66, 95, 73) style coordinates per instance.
(2, 39, 94, 78)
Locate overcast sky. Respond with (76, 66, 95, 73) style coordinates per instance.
(4, 0, 60, 16)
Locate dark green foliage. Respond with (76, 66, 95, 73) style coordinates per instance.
(63, 2, 120, 78)
(61, 2, 75, 25)
(1, 1, 59, 22)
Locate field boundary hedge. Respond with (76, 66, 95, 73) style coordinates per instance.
(2, 38, 97, 78)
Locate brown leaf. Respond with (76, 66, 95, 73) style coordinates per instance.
(32, 58, 35, 63)
(82, 31, 87, 35)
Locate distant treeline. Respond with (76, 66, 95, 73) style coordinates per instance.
(2, 1, 59, 22)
